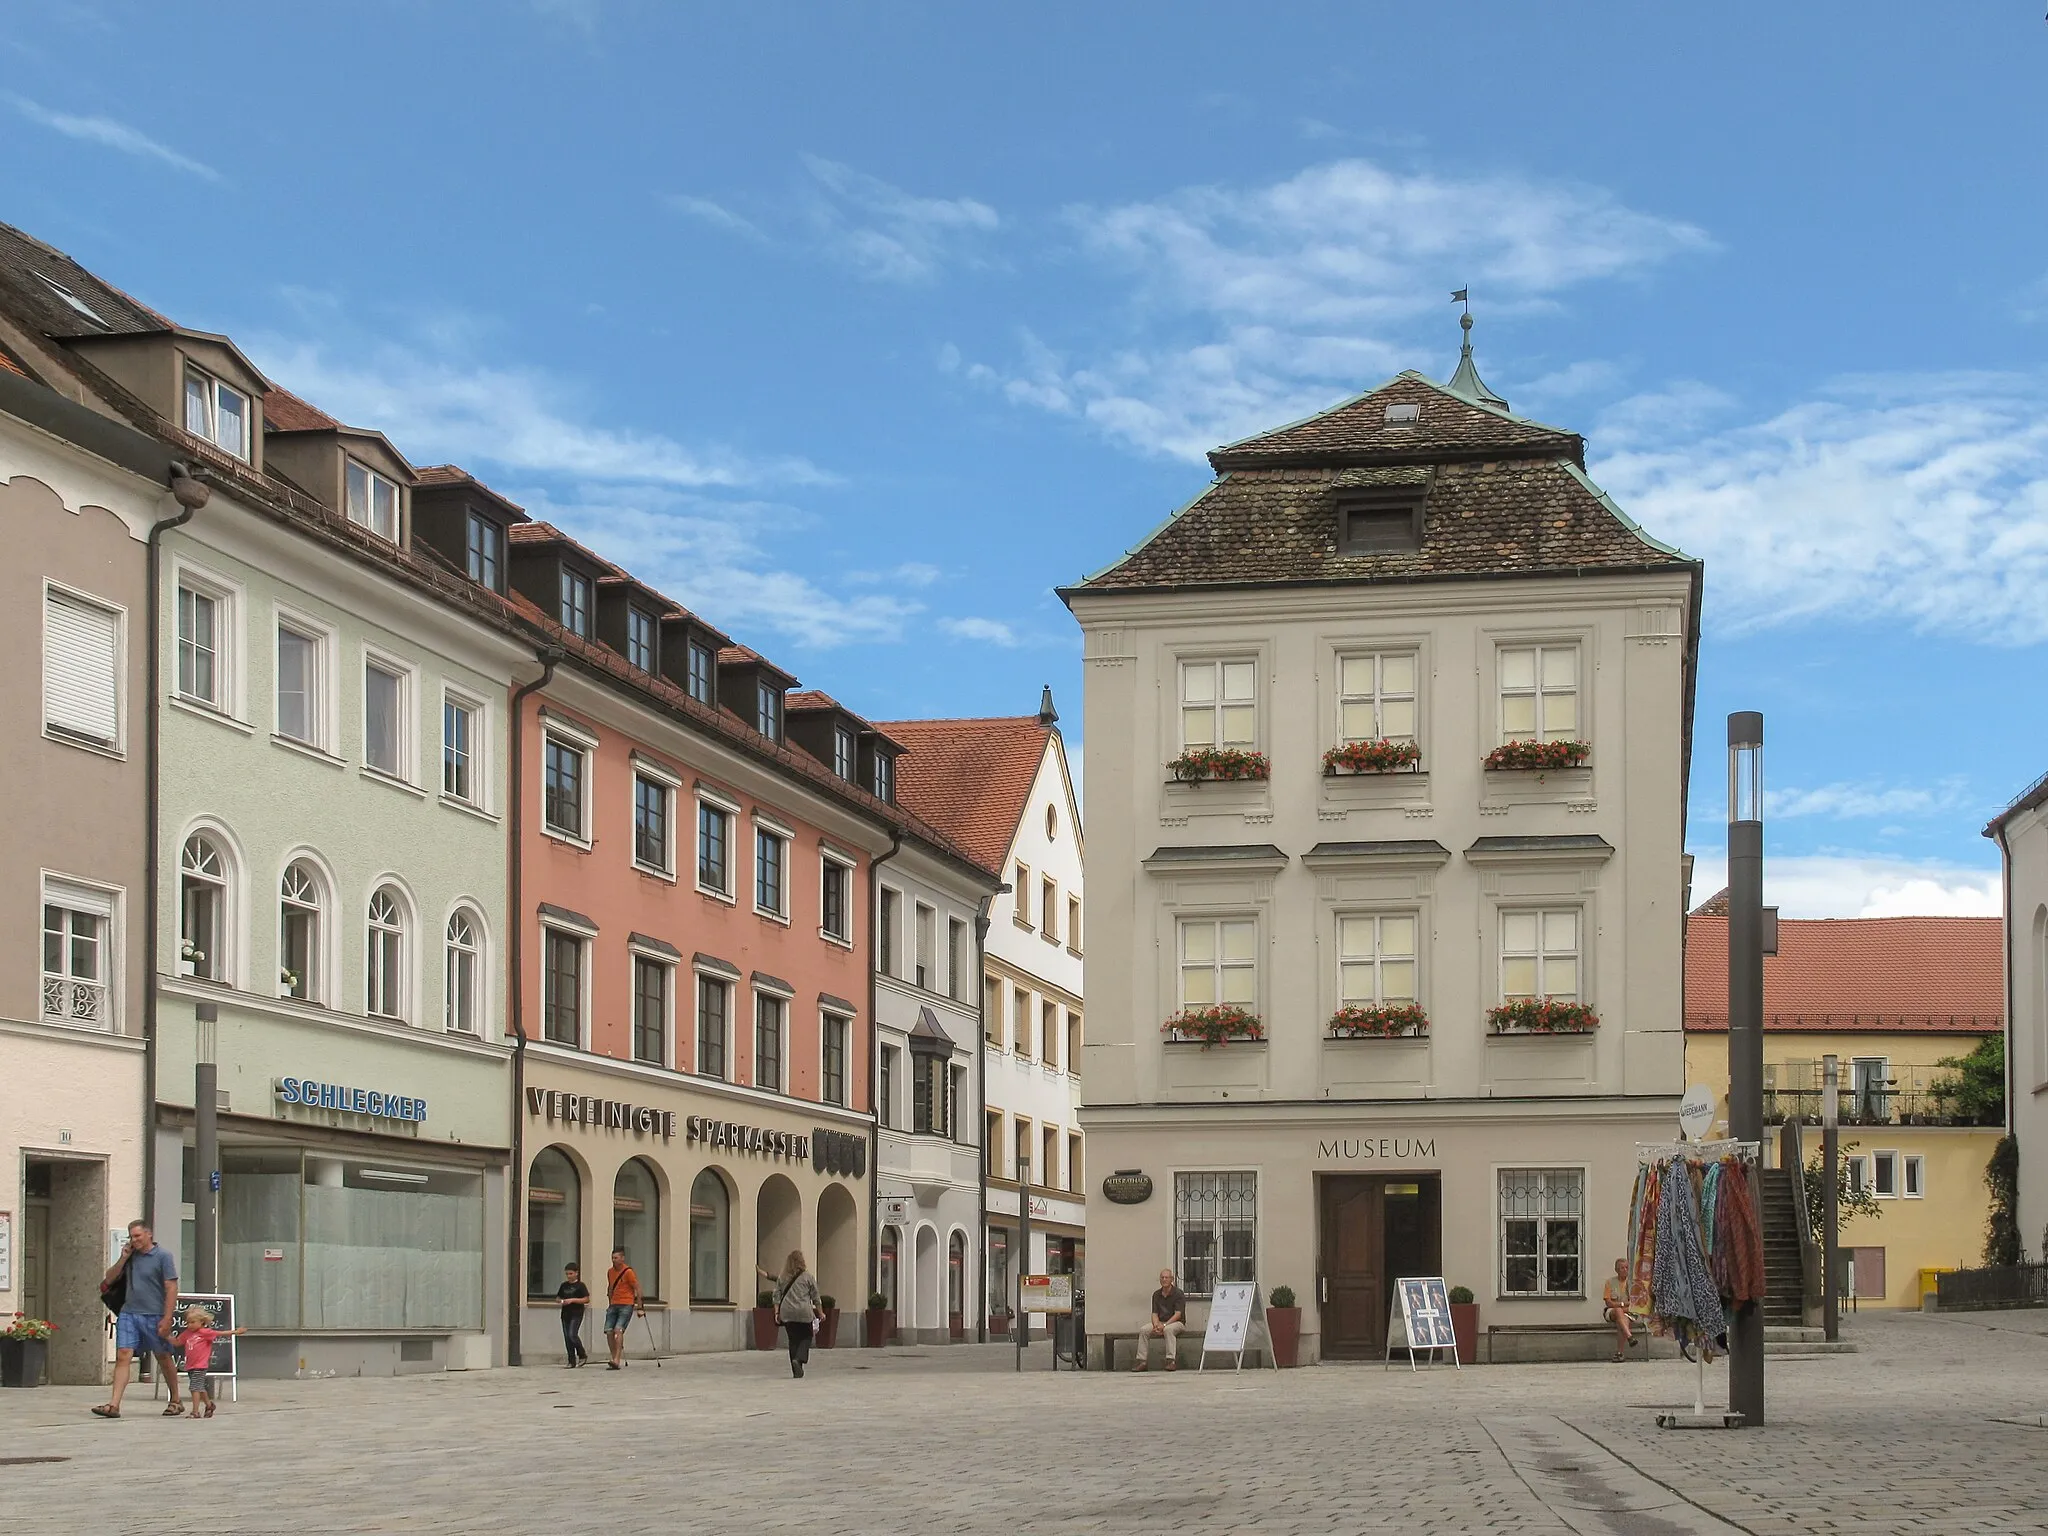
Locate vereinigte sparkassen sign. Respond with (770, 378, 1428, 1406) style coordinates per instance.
(524, 1086, 866, 1177)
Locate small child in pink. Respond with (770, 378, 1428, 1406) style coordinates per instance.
(172, 1306, 244, 1419)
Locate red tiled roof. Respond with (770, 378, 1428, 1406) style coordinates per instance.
(262, 386, 341, 433)
(869, 716, 1052, 872)
(787, 690, 842, 712)
(1684, 915, 2003, 1033)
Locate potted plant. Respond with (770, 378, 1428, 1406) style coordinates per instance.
(1265, 1286, 1302, 1368)
(1447, 1286, 1479, 1365)
(1483, 739, 1590, 772)
(1328, 1003, 1429, 1039)
(817, 1296, 839, 1349)
(752, 1290, 778, 1351)
(1168, 747, 1272, 783)
(1487, 998, 1600, 1035)
(1323, 739, 1422, 775)
(1, 1315, 55, 1388)
(865, 1292, 894, 1348)
(1162, 1004, 1264, 1049)
(179, 940, 205, 978)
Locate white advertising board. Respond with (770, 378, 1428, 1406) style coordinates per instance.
(1019, 1274, 1072, 1314)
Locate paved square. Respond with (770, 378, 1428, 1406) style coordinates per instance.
(3, 1311, 2046, 1534)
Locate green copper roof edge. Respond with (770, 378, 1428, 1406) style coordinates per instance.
(1560, 459, 1693, 562)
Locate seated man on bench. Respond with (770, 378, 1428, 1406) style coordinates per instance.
(1602, 1258, 1636, 1362)
(1132, 1268, 1186, 1372)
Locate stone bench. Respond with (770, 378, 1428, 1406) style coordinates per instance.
(1486, 1321, 1647, 1364)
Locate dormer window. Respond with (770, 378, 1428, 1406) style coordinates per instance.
(626, 605, 657, 672)
(757, 682, 782, 740)
(184, 367, 249, 461)
(37, 273, 107, 328)
(1383, 402, 1421, 427)
(559, 568, 592, 638)
(465, 512, 504, 591)
(1336, 495, 1424, 555)
(833, 725, 856, 780)
(873, 752, 895, 803)
(686, 641, 715, 705)
(345, 459, 400, 542)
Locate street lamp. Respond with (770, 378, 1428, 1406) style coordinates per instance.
(1727, 712, 1765, 1425)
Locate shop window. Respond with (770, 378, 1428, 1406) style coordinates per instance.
(527, 1147, 582, 1298)
(948, 1230, 966, 1325)
(987, 1227, 1010, 1324)
(1174, 1171, 1256, 1298)
(613, 1158, 660, 1301)
(879, 1227, 899, 1312)
(180, 833, 230, 983)
(278, 860, 324, 1002)
(1499, 1168, 1583, 1297)
(689, 1168, 730, 1303)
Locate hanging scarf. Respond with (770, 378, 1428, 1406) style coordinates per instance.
(1710, 1157, 1767, 1308)
(1651, 1156, 1726, 1337)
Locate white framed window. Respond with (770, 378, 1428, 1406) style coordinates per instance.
(695, 972, 730, 1078)
(1178, 917, 1256, 1009)
(1338, 651, 1417, 743)
(1498, 644, 1580, 744)
(543, 733, 589, 842)
(278, 859, 325, 1002)
(947, 918, 967, 1000)
(344, 458, 401, 543)
(872, 751, 894, 802)
(442, 690, 485, 807)
(1903, 1155, 1924, 1198)
(879, 887, 900, 977)
(632, 952, 672, 1066)
(633, 772, 675, 876)
(444, 907, 483, 1035)
(366, 884, 408, 1021)
(686, 641, 715, 704)
(754, 991, 786, 1092)
(1846, 1154, 1871, 1197)
(176, 584, 220, 709)
(696, 796, 735, 898)
(183, 365, 249, 460)
(542, 928, 584, 1047)
(41, 878, 116, 1031)
(362, 652, 415, 782)
(754, 825, 788, 919)
(179, 832, 232, 984)
(274, 610, 334, 751)
(833, 725, 856, 780)
(1499, 1168, 1583, 1297)
(914, 902, 934, 989)
(820, 853, 853, 944)
(626, 605, 658, 672)
(1179, 658, 1256, 750)
(1174, 1172, 1256, 1298)
(1338, 913, 1418, 1005)
(465, 512, 504, 591)
(43, 584, 122, 750)
(1872, 1150, 1899, 1199)
(821, 1012, 849, 1105)
(1501, 909, 1580, 1003)
(756, 682, 782, 740)
(559, 568, 592, 637)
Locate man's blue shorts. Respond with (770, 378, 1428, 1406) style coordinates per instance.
(604, 1304, 635, 1333)
(115, 1312, 169, 1354)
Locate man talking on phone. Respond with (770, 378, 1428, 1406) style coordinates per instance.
(92, 1220, 183, 1418)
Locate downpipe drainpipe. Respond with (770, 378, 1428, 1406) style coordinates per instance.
(867, 830, 903, 1328)
(142, 464, 211, 1229)
(505, 646, 563, 1368)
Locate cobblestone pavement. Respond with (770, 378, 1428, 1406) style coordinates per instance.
(3, 1311, 2047, 1535)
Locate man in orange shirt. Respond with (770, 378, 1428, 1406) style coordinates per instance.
(603, 1247, 643, 1370)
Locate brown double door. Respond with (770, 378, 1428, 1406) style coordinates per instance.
(1317, 1174, 1442, 1359)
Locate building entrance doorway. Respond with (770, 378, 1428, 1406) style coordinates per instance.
(1316, 1173, 1441, 1359)
(22, 1157, 109, 1384)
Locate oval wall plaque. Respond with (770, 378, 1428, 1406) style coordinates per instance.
(1101, 1171, 1153, 1205)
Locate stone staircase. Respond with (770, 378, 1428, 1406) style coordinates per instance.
(1758, 1167, 1808, 1328)
(1764, 1325, 1856, 1357)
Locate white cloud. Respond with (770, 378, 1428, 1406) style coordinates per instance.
(1596, 373, 2048, 644)
(661, 194, 764, 241)
(964, 157, 1708, 460)
(7, 94, 221, 181)
(1767, 777, 1975, 821)
(1688, 848, 2000, 919)
(938, 616, 1019, 647)
(801, 156, 998, 284)
(254, 335, 829, 490)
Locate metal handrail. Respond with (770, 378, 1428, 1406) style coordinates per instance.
(1778, 1117, 1822, 1327)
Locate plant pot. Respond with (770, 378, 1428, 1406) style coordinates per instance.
(751, 1306, 777, 1350)
(865, 1307, 894, 1348)
(817, 1308, 839, 1349)
(0, 1338, 48, 1388)
(1264, 1306, 1301, 1368)
(1450, 1302, 1479, 1366)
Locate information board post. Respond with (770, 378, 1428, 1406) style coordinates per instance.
(1384, 1277, 1461, 1372)
(1197, 1282, 1275, 1371)
(1019, 1274, 1073, 1370)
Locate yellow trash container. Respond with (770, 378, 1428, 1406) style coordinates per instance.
(1918, 1267, 1955, 1307)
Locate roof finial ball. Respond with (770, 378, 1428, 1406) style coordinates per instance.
(1445, 288, 1509, 414)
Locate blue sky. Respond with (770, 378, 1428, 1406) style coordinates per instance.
(6, 3, 2043, 916)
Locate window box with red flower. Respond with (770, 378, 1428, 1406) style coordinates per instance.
(1327, 1003, 1429, 1039)
(1486, 998, 1599, 1035)
(1323, 740, 1422, 776)
(1162, 1004, 1265, 1048)
(1167, 748, 1271, 784)
(1483, 740, 1590, 773)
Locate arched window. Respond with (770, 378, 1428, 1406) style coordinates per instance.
(279, 861, 322, 1001)
(689, 1169, 729, 1303)
(366, 886, 406, 1019)
(614, 1158, 660, 1300)
(180, 834, 228, 983)
(879, 1226, 900, 1312)
(948, 1230, 966, 1327)
(445, 908, 481, 1034)
(527, 1146, 581, 1298)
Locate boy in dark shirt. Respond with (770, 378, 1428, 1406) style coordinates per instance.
(556, 1263, 591, 1367)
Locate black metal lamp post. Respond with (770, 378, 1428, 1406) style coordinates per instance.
(1727, 712, 1765, 1425)
(1822, 1053, 1840, 1342)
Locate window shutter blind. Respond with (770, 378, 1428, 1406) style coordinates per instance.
(45, 591, 120, 744)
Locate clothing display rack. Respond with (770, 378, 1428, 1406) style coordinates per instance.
(1627, 1138, 1763, 1429)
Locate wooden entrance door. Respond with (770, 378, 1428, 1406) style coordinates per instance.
(1319, 1177, 1385, 1359)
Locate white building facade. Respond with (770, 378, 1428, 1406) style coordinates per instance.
(1988, 772, 2048, 1263)
(1063, 353, 1701, 1364)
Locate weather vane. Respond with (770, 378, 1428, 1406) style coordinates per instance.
(1451, 287, 1470, 315)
